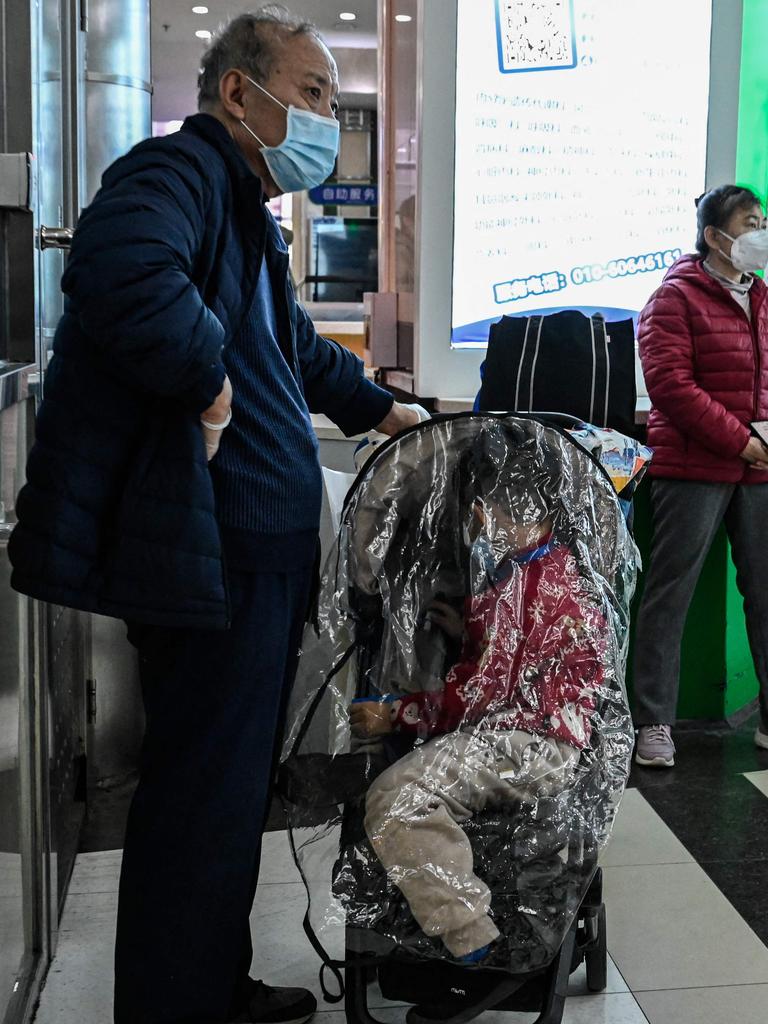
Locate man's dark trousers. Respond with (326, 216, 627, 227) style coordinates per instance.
(114, 564, 314, 1024)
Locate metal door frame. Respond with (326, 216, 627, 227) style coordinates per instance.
(0, 374, 49, 1024)
(1, 1, 86, 1020)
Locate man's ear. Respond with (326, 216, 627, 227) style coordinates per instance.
(219, 69, 248, 120)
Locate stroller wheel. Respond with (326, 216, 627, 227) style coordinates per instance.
(585, 905, 607, 992)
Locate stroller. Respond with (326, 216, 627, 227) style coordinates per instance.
(278, 414, 637, 1024)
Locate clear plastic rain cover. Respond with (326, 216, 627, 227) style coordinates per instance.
(279, 414, 637, 976)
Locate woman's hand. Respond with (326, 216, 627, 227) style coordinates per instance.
(200, 375, 233, 461)
(349, 700, 394, 738)
(740, 436, 768, 470)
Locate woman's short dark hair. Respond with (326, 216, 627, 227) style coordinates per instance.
(695, 184, 763, 257)
(197, 5, 322, 110)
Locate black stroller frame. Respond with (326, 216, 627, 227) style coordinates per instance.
(345, 867, 607, 1024)
(280, 412, 631, 1024)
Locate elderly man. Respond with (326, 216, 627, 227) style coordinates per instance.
(10, 7, 419, 1024)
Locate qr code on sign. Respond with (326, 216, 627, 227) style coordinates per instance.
(495, 0, 576, 73)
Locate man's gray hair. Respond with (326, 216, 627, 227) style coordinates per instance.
(197, 5, 322, 109)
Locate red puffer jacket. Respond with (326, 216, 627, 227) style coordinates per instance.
(639, 254, 768, 483)
(390, 545, 605, 750)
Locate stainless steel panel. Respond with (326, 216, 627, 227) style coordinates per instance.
(45, 605, 87, 914)
(87, 0, 150, 79)
(39, 0, 66, 354)
(85, 82, 151, 202)
(79, 0, 150, 793)
(1, 1, 90, 1021)
(89, 616, 143, 786)
(0, 396, 38, 1023)
(0, 516, 25, 1020)
(0, 154, 33, 211)
(84, 0, 150, 203)
(0, 364, 33, 415)
(0, 0, 37, 366)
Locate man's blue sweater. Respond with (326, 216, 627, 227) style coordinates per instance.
(212, 224, 322, 538)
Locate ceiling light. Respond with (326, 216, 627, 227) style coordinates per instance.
(195, 29, 212, 39)
(395, 14, 413, 22)
(192, 5, 209, 12)
(339, 12, 357, 21)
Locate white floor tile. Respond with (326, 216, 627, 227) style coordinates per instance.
(250, 878, 634, 1008)
(35, 792, 768, 1024)
(0, 850, 23, 897)
(314, 992, 649, 1023)
(550, 993, 649, 1024)
(34, 890, 116, 1024)
(637, 984, 768, 1024)
(600, 789, 694, 868)
(250, 881, 328, 995)
(744, 769, 768, 800)
(567, 954, 629, 996)
(603, 862, 768, 991)
(34, 937, 114, 1024)
(57, 891, 118, 935)
(260, 830, 303, 884)
(67, 849, 122, 895)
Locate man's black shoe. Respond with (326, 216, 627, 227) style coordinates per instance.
(229, 979, 317, 1024)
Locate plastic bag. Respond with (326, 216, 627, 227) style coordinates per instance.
(280, 414, 637, 974)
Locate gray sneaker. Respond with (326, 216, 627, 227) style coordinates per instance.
(756, 724, 768, 750)
(635, 724, 675, 767)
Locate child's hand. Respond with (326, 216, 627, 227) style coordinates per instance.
(427, 600, 464, 639)
(350, 700, 394, 738)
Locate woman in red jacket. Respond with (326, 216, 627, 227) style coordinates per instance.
(633, 185, 768, 767)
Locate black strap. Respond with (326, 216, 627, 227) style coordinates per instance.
(281, 640, 361, 1000)
(286, 816, 346, 1002)
(288, 639, 360, 759)
(591, 314, 609, 427)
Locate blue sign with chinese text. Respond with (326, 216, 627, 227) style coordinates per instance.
(309, 184, 379, 206)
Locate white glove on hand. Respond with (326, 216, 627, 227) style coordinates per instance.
(354, 403, 430, 471)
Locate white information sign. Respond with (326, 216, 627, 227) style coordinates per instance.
(451, 0, 712, 346)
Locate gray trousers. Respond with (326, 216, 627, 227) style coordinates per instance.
(632, 479, 768, 726)
(364, 730, 578, 957)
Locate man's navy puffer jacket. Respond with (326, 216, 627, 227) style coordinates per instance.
(639, 254, 768, 484)
(8, 114, 392, 629)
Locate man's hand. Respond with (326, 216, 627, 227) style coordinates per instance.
(200, 375, 233, 461)
(740, 436, 768, 470)
(349, 700, 394, 738)
(375, 402, 428, 438)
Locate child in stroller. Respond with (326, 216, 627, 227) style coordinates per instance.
(349, 438, 608, 963)
(279, 414, 636, 1024)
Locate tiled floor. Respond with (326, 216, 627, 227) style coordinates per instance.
(33, 763, 768, 1024)
(0, 851, 24, 1013)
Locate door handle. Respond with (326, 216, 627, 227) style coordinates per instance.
(40, 226, 74, 250)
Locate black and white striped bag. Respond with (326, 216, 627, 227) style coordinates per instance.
(477, 311, 637, 436)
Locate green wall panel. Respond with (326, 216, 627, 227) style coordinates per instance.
(735, 0, 768, 201)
